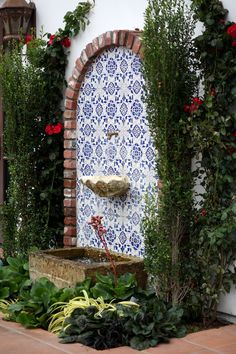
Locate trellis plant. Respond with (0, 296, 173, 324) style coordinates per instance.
(187, 0, 236, 324)
(142, 0, 236, 324)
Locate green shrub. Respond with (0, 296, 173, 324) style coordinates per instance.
(142, 0, 197, 306)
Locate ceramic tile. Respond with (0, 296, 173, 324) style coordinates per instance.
(76, 46, 157, 256)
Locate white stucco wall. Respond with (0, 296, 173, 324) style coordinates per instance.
(34, 0, 148, 79)
(32, 0, 236, 319)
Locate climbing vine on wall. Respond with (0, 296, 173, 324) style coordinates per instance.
(188, 0, 236, 323)
(0, 1, 94, 257)
(142, 0, 236, 323)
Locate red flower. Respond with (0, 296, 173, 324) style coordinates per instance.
(200, 209, 207, 217)
(184, 105, 190, 113)
(25, 35, 33, 45)
(227, 23, 236, 39)
(45, 124, 54, 135)
(232, 132, 236, 137)
(53, 122, 63, 134)
(192, 97, 204, 105)
(61, 37, 71, 48)
(232, 41, 236, 47)
(184, 97, 203, 114)
(48, 34, 56, 45)
(190, 106, 198, 113)
(210, 88, 216, 97)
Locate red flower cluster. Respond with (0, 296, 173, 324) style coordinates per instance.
(47, 34, 71, 48)
(184, 97, 204, 114)
(61, 37, 71, 48)
(45, 122, 63, 135)
(227, 23, 236, 47)
(48, 34, 55, 45)
(88, 215, 107, 237)
(25, 34, 33, 45)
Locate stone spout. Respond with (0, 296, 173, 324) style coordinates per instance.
(80, 175, 130, 197)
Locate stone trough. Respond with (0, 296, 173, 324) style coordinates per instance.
(29, 247, 147, 288)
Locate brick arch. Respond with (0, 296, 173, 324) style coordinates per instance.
(63, 30, 142, 247)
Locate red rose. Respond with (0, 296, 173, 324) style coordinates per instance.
(184, 105, 190, 113)
(25, 35, 33, 45)
(45, 124, 54, 135)
(189, 104, 199, 113)
(184, 97, 203, 114)
(61, 37, 71, 48)
(192, 97, 204, 105)
(53, 122, 63, 134)
(48, 34, 56, 46)
(200, 209, 207, 217)
(227, 23, 236, 39)
(232, 41, 236, 47)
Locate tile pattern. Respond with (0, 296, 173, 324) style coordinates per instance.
(76, 46, 157, 256)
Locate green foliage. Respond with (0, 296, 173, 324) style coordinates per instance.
(185, 0, 236, 323)
(63, 1, 94, 36)
(0, 255, 30, 300)
(58, 297, 185, 351)
(0, 262, 185, 350)
(142, 0, 198, 305)
(0, 2, 93, 257)
(90, 272, 137, 300)
(142, 0, 236, 324)
(0, 270, 138, 329)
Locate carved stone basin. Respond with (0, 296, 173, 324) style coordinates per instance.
(29, 247, 147, 289)
(80, 175, 130, 197)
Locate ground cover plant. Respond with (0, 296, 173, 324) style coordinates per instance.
(0, 256, 186, 350)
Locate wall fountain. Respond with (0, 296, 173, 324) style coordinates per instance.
(29, 34, 157, 288)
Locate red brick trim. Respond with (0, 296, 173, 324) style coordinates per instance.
(63, 30, 142, 246)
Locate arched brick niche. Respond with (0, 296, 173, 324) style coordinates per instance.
(63, 30, 143, 248)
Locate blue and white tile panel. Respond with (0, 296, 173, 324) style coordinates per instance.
(76, 46, 157, 257)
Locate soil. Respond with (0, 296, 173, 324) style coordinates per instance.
(187, 318, 229, 334)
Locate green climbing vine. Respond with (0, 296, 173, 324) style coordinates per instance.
(188, 0, 236, 324)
